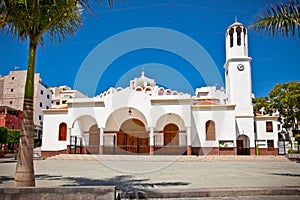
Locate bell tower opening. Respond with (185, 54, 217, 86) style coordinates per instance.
(226, 21, 248, 60)
(236, 26, 242, 46)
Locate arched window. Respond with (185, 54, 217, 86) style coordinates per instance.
(205, 120, 216, 140)
(135, 87, 143, 92)
(236, 26, 242, 46)
(229, 28, 234, 47)
(58, 123, 67, 141)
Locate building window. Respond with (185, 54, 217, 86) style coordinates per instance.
(58, 123, 67, 141)
(266, 121, 273, 132)
(40, 102, 43, 108)
(10, 88, 13, 92)
(9, 101, 12, 105)
(62, 100, 67, 104)
(206, 120, 216, 140)
(39, 115, 42, 120)
(47, 94, 50, 99)
(229, 28, 234, 47)
(40, 90, 43, 95)
(12, 77, 14, 80)
(267, 140, 274, 150)
(46, 106, 49, 109)
(56, 102, 60, 105)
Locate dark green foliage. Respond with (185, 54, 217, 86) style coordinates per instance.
(0, 126, 8, 144)
(253, 81, 300, 129)
(269, 82, 300, 129)
(7, 129, 20, 144)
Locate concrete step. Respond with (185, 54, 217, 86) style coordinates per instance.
(46, 154, 291, 162)
(117, 187, 300, 200)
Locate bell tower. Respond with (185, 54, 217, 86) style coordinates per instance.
(224, 21, 253, 114)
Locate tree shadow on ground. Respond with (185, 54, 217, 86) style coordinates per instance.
(270, 173, 300, 177)
(0, 176, 14, 184)
(35, 174, 189, 192)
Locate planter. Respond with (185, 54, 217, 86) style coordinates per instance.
(286, 154, 300, 162)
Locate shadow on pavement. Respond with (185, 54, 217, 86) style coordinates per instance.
(270, 173, 300, 177)
(0, 176, 14, 184)
(34, 174, 189, 192)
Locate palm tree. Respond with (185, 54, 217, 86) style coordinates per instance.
(0, 0, 115, 187)
(250, 0, 300, 38)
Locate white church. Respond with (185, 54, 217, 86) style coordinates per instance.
(41, 22, 279, 158)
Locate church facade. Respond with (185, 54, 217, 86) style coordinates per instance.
(41, 22, 279, 158)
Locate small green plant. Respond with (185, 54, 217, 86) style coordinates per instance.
(288, 148, 294, 154)
(287, 148, 300, 154)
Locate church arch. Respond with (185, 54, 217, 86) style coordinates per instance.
(237, 135, 250, 155)
(163, 123, 179, 147)
(87, 124, 100, 154)
(117, 118, 149, 154)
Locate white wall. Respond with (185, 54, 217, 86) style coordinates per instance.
(255, 117, 279, 148)
(235, 116, 255, 147)
(41, 112, 69, 151)
(191, 106, 236, 147)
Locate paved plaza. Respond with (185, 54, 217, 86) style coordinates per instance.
(0, 155, 300, 199)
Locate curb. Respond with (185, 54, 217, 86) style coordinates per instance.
(117, 187, 300, 199)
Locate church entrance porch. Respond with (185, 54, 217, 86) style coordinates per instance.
(116, 118, 149, 154)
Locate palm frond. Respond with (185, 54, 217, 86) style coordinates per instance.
(250, 0, 300, 38)
(0, 0, 116, 45)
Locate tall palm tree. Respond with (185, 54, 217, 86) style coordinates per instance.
(250, 0, 300, 38)
(0, 0, 115, 187)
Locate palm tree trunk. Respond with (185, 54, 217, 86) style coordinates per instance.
(14, 39, 37, 187)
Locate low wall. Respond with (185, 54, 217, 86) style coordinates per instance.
(0, 186, 116, 200)
(41, 149, 68, 158)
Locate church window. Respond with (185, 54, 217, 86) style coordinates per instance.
(58, 122, 67, 141)
(267, 140, 274, 150)
(229, 28, 234, 47)
(266, 121, 273, 132)
(206, 120, 216, 140)
(236, 26, 242, 46)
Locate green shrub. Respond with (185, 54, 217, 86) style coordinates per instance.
(288, 148, 294, 154)
(287, 148, 300, 154)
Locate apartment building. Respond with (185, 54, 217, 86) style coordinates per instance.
(0, 70, 52, 141)
(48, 85, 87, 109)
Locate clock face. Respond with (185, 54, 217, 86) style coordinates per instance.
(237, 64, 245, 71)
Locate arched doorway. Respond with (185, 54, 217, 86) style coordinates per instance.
(117, 118, 149, 154)
(88, 124, 99, 154)
(237, 135, 250, 155)
(163, 123, 179, 154)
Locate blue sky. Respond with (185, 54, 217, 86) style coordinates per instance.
(0, 0, 299, 97)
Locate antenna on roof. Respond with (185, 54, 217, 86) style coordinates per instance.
(235, 16, 238, 22)
(14, 66, 20, 71)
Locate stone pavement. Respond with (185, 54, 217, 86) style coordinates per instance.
(0, 155, 300, 199)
